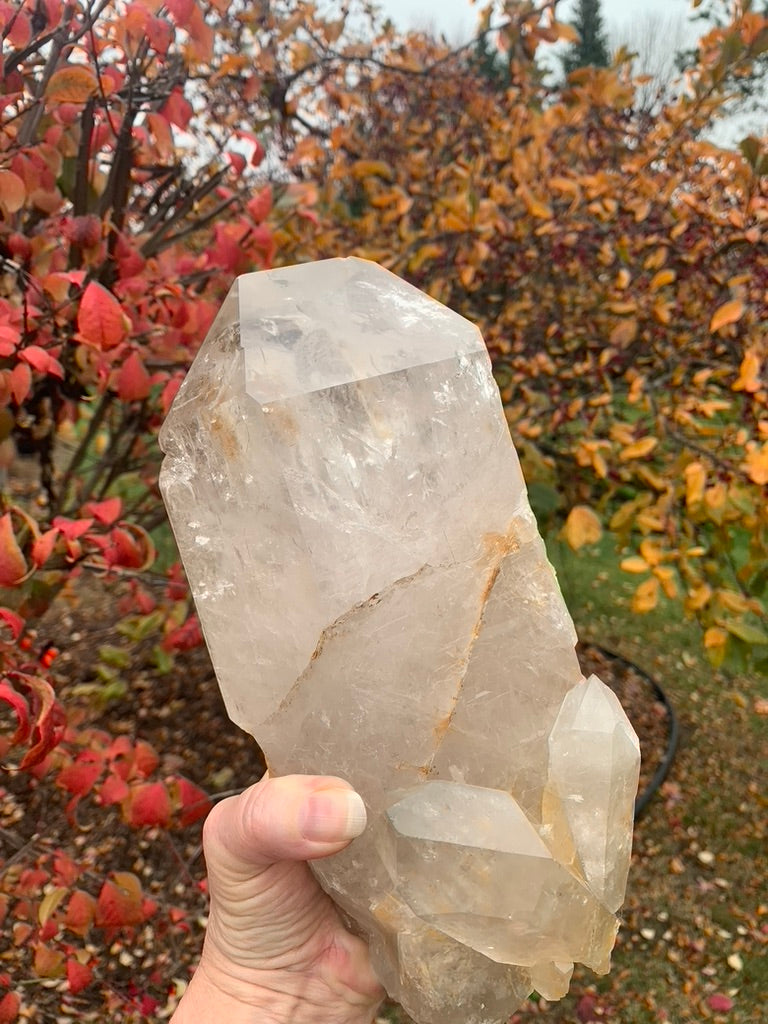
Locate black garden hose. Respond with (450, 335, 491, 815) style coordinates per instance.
(587, 644, 680, 820)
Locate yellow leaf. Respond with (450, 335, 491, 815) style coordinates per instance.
(684, 461, 706, 507)
(732, 348, 762, 393)
(744, 443, 768, 485)
(650, 269, 676, 291)
(710, 299, 744, 333)
(620, 437, 658, 461)
(705, 482, 727, 510)
(620, 556, 650, 573)
(45, 65, 99, 104)
(561, 506, 602, 550)
(632, 577, 659, 613)
(653, 565, 678, 599)
(38, 887, 68, 926)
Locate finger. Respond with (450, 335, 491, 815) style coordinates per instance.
(203, 774, 368, 874)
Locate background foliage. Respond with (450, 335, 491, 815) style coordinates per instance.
(0, 0, 766, 1019)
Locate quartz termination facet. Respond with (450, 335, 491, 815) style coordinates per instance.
(158, 258, 640, 1024)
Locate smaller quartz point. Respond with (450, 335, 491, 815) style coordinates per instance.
(159, 258, 641, 1024)
(529, 961, 574, 1001)
(544, 675, 641, 913)
(382, 782, 617, 971)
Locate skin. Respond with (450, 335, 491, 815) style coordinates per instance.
(171, 774, 385, 1024)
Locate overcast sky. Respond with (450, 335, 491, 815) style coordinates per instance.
(380, 0, 702, 44)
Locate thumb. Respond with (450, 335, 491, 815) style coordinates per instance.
(203, 774, 368, 874)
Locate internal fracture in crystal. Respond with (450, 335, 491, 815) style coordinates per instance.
(159, 257, 641, 1024)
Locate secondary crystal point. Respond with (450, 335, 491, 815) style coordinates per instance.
(159, 257, 640, 1024)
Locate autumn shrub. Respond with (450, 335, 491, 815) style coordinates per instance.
(0, 0, 766, 1016)
(279, 0, 768, 674)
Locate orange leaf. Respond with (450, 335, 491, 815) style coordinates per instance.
(619, 437, 658, 461)
(709, 299, 744, 332)
(45, 65, 99, 104)
(64, 890, 97, 937)
(609, 319, 638, 347)
(33, 941, 65, 978)
(561, 505, 602, 550)
(732, 347, 761, 392)
(0, 513, 27, 586)
(620, 556, 649, 574)
(9, 363, 31, 405)
(684, 461, 706, 506)
(744, 443, 768, 485)
(77, 282, 129, 350)
(0, 170, 26, 214)
(650, 269, 676, 291)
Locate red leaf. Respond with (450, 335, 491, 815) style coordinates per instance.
(0, 992, 20, 1023)
(52, 516, 93, 541)
(0, 513, 27, 586)
(133, 740, 159, 778)
(64, 890, 97, 937)
(165, 0, 195, 24)
(577, 995, 597, 1023)
(174, 776, 212, 827)
(52, 852, 80, 887)
(247, 186, 272, 224)
(226, 150, 246, 174)
(95, 875, 144, 928)
(10, 673, 66, 769)
(0, 607, 24, 644)
(128, 781, 171, 827)
(707, 994, 734, 1012)
(30, 528, 59, 567)
(84, 497, 122, 526)
(18, 345, 63, 378)
(163, 614, 202, 652)
(116, 351, 151, 401)
(161, 374, 183, 415)
(98, 772, 130, 806)
(0, 681, 31, 746)
(9, 362, 31, 405)
(66, 958, 93, 994)
(77, 282, 129, 350)
(161, 86, 193, 130)
(57, 752, 104, 796)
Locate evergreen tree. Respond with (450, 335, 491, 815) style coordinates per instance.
(562, 0, 611, 75)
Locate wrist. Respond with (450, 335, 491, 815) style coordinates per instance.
(171, 955, 379, 1024)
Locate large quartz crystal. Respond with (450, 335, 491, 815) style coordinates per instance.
(159, 258, 640, 1024)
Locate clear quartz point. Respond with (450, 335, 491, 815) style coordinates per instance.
(159, 257, 641, 1024)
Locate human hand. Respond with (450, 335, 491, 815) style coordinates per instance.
(171, 774, 385, 1024)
